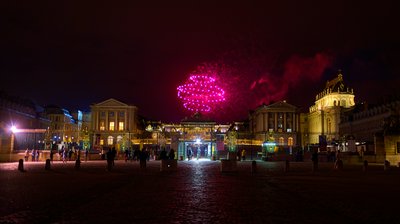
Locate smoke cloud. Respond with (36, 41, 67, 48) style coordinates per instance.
(183, 52, 333, 122)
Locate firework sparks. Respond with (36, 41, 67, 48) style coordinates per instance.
(177, 74, 225, 112)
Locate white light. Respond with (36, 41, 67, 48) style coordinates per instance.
(196, 138, 201, 144)
(10, 126, 17, 133)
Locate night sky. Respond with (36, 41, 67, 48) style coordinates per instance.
(1, 1, 400, 122)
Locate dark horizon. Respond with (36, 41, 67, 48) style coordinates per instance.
(1, 1, 400, 122)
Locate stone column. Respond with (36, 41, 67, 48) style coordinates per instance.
(113, 111, 117, 131)
(283, 112, 287, 131)
(262, 113, 265, 132)
(293, 113, 296, 132)
(105, 110, 109, 131)
(124, 110, 128, 131)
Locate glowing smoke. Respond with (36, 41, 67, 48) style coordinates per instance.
(249, 53, 332, 108)
(187, 53, 332, 122)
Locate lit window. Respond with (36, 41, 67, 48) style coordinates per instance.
(288, 137, 293, 146)
(118, 122, 124, 131)
(100, 121, 105, 131)
(109, 122, 115, 131)
(107, 136, 114, 145)
(279, 137, 284, 145)
(287, 128, 292, 132)
(100, 139, 104, 145)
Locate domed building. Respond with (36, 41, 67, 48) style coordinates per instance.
(307, 70, 355, 148)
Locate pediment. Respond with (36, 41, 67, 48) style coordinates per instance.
(256, 101, 297, 112)
(93, 98, 129, 107)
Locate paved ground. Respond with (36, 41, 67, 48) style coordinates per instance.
(1, 159, 400, 224)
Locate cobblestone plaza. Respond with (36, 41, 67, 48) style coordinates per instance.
(1, 160, 399, 223)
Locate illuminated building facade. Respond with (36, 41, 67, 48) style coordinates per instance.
(141, 113, 257, 160)
(307, 71, 355, 146)
(0, 92, 49, 155)
(90, 98, 140, 151)
(340, 100, 400, 163)
(249, 101, 300, 152)
(45, 105, 79, 146)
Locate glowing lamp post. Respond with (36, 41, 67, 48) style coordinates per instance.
(177, 75, 225, 112)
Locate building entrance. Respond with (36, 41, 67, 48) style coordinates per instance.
(185, 142, 211, 160)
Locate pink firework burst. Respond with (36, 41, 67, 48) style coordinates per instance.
(177, 74, 225, 112)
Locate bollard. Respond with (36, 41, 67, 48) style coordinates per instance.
(45, 159, 51, 170)
(384, 160, 390, 171)
(251, 160, 257, 174)
(18, 159, 24, 172)
(75, 159, 81, 170)
(284, 160, 290, 172)
(363, 160, 368, 172)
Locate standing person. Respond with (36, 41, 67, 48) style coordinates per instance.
(106, 149, 113, 171)
(36, 150, 40, 162)
(241, 149, 246, 161)
(169, 149, 175, 160)
(85, 149, 89, 162)
(62, 148, 67, 163)
(111, 147, 117, 166)
(68, 149, 73, 161)
(160, 148, 167, 160)
(50, 150, 54, 163)
(31, 149, 36, 162)
(139, 149, 148, 169)
(187, 148, 192, 160)
(24, 148, 29, 161)
(124, 149, 129, 162)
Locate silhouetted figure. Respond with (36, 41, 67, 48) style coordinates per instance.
(50, 150, 54, 163)
(160, 149, 167, 160)
(140, 149, 148, 169)
(106, 149, 113, 171)
(187, 148, 192, 160)
(24, 148, 29, 161)
(169, 149, 175, 160)
(85, 149, 89, 161)
(111, 147, 117, 166)
(311, 150, 319, 171)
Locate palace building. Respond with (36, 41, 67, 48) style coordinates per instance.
(249, 101, 300, 151)
(307, 71, 355, 146)
(90, 98, 140, 152)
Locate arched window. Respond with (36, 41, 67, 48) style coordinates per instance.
(117, 135, 123, 143)
(288, 137, 293, 146)
(107, 136, 114, 145)
(279, 137, 284, 146)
